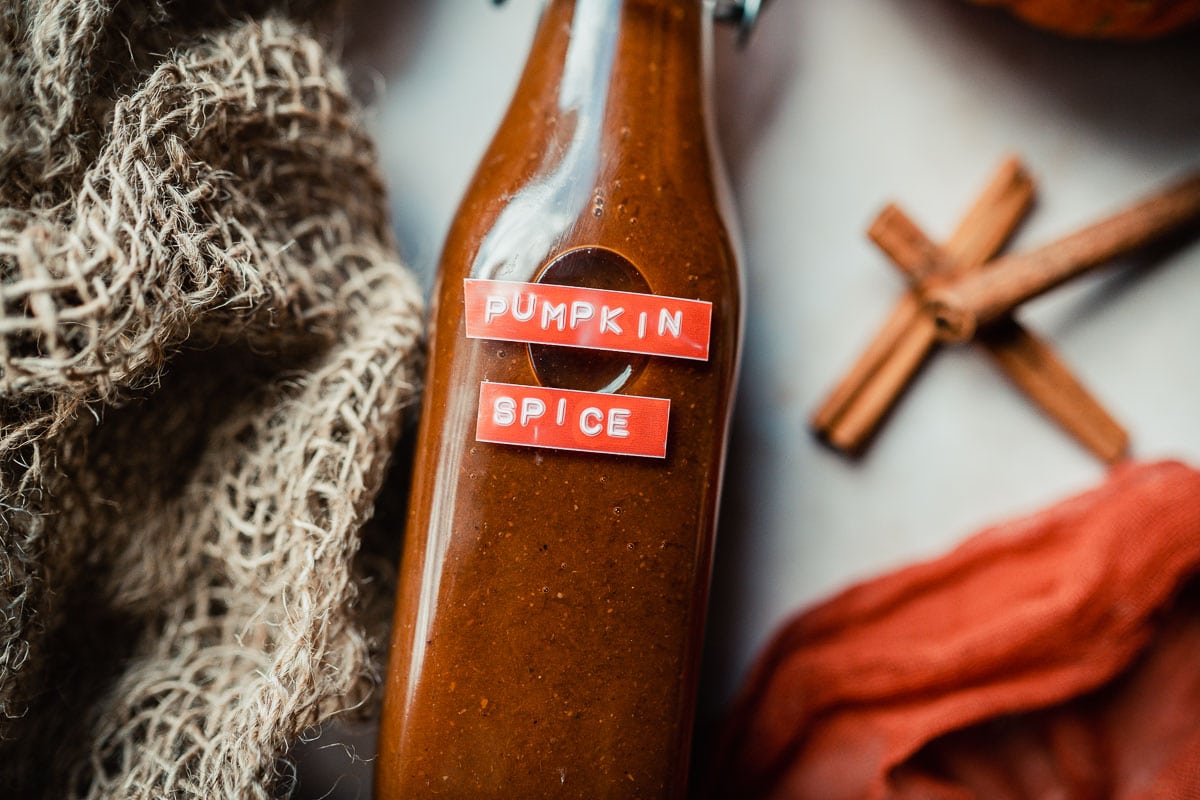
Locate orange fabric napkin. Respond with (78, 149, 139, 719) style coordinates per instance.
(715, 460, 1200, 799)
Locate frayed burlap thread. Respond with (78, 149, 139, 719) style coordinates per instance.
(0, 4, 423, 798)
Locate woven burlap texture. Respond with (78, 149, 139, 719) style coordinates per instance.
(0, 2, 423, 797)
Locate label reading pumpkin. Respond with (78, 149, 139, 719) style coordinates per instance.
(476, 381, 670, 458)
(464, 278, 711, 361)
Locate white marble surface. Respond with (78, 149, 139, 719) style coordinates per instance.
(296, 2, 1200, 796)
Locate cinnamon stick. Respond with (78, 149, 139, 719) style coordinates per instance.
(929, 171, 1200, 342)
(978, 318, 1129, 463)
(813, 157, 1142, 462)
(870, 178, 1127, 461)
(809, 295, 921, 438)
(811, 157, 1035, 452)
(823, 310, 935, 452)
(868, 204, 941, 286)
(941, 157, 1037, 269)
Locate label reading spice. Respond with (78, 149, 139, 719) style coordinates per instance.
(465, 278, 711, 361)
(476, 381, 670, 458)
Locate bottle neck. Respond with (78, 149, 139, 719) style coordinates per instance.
(471, 0, 721, 280)
(534, 0, 712, 154)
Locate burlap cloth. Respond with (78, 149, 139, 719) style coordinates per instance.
(0, 2, 424, 796)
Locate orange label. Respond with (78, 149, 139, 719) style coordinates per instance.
(476, 381, 670, 458)
(464, 279, 711, 361)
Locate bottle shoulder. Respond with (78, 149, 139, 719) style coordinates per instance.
(439, 158, 740, 286)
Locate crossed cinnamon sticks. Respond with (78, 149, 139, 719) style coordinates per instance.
(811, 158, 1200, 462)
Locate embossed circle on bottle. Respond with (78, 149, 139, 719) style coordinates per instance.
(529, 247, 651, 393)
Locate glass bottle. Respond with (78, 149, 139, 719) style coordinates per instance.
(377, 0, 742, 795)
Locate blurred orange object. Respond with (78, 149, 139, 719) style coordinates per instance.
(967, 0, 1200, 39)
(715, 460, 1200, 799)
